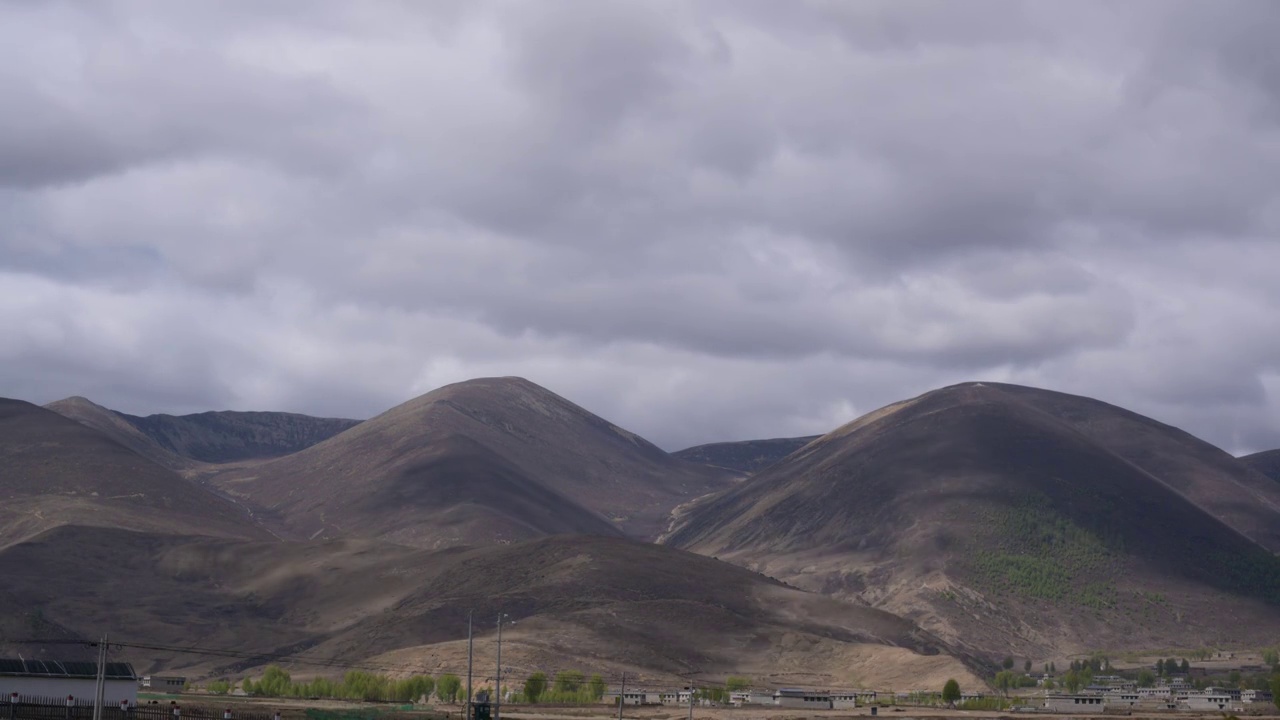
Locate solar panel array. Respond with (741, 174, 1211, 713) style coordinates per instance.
(0, 660, 136, 680)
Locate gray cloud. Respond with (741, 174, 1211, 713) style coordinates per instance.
(1, 0, 1279, 453)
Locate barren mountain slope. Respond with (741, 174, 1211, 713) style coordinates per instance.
(0, 398, 269, 547)
(44, 396, 192, 471)
(1240, 449, 1280, 483)
(118, 409, 360, 464)
(674, 436, 820, 475)
(0, 527, 984, 690)
(211, 377, 733, 547)
(664, 382, 1280, 660)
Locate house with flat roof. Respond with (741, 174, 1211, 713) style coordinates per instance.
(0, 659, 137, 706)
(1043, 693, 1106, 713)
(773, 689, 831, 709)
(139, 676, 186, 692)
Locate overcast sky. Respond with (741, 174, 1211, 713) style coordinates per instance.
(2, 1, 1279, 452)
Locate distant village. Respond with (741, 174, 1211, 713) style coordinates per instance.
(1, 656, 1277, 716)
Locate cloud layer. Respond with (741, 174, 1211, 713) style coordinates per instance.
(2, 0, 1279, 452)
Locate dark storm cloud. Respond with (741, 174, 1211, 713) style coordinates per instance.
(1, 0, 1279, 453)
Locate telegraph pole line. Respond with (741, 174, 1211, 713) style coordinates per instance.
(687, 680, 694, 720)
(494, 614, 504, 720)
(617, 672, 626, 720)
(465, 612, 474, 720)
(92, 636, 107, 720)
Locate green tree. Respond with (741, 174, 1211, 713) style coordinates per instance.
(942, 679, 961, 704)
(1136, 669, 1155, 688)
(208, 680, 231, 695)
(1024, 659, 1032, 673)
(726, 676, 750, 692)
(256, 666, 292, 697)
(1262, 649, 1279, 667)
(1156, 659, 1165, 677)
(1063, 670, 1083, 693)
(1270, 674, 1280, 711)
(994, 671, 1016, 696)
(553, 670, 584, 695)
(1166, 658, 1179, 675)
(1049, 662, 1056, 674)
(589, 675, 606, 701)
(1180, 659, 1190, 675)
(1229, 671, 1242, 687)
(1002, 656, 1014, 670)
(524, 673, 547, 704)
(436, 674, 461, 704)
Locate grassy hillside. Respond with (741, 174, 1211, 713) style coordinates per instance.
(664, 382, 1280, 659)
(0, 527, 984, 690)
(673, 436, 820, 475)
(0, 398, 269, 547)
(210, 377, 733, 547)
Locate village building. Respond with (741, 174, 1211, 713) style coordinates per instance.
(773, 688, 831, 709)
(1176, 691, 1234, 711)
(139, 676, 185, 692)
(1043, 693, 1107, 713)
(1242, 689, 1274, 704)
(0, 659, 137, 706)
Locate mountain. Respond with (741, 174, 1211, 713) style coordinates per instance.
(663, 382, 1280, 660)
(0, 398, 268, 547)
(1241, 449, 1280, 483)
(43, 396, 193, 470)
(117, 409, 360, 464)
(674, 436, 820, 474)
(0, 527, 985, 690)
(210, 377, 734, 548)
(44, 397, 360, 468)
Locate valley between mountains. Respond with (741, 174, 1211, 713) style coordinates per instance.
(3, 377, 1280, 691)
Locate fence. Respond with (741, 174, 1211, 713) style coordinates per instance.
(1, 696, 278, 720)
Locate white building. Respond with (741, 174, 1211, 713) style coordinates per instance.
(0, 659, 137, 706)
(773, 689, 831, 709)
(1178, 691, 1233, 711)
(139, 676, 186, 693)
(829, 692, 859, 710)
(1043, 694, 1106, 713)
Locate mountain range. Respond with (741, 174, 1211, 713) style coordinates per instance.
(4, 377, 1280, 689)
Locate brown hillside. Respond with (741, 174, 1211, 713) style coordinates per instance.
(663, 382, 1280, 660)
(44, 396, 193, 471)
(211, 377, 733, 547)
(0, 398, 269, 547)
(0, 527, 985, 691)
(673, 436, 820, 475)
(1241, 449, 1280, 483)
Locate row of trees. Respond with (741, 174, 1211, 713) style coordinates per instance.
(518, 671, 606, 704)
(1154, 658, 1191, 676)
(211, 666, 462, 703)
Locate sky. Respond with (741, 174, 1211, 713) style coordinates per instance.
(2, 1, 1279, 453)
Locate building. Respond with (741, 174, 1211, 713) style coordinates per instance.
(0, 659, 137, 706)
(829, 692, 859, 710)
(773, 689, 831, 709)
(1242, 689, 1274, 704)
(729, 691, 773, 706)
(1103, 692, 1140, 708)
(602, 689, 648, 706)
(1177, 691, 1233, 711)
(1043, 694, 1107, 713)
(139, 676, 186, 693)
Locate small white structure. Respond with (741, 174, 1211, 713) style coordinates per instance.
(0, 659, 137, 706)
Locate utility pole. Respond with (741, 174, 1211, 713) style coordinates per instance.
(617, 673, 625, 720)
(91, 636, 107, 720)
(494, 614, 506, 720)
(687, 682, 694, 720)
(466, 612, 474, 720)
